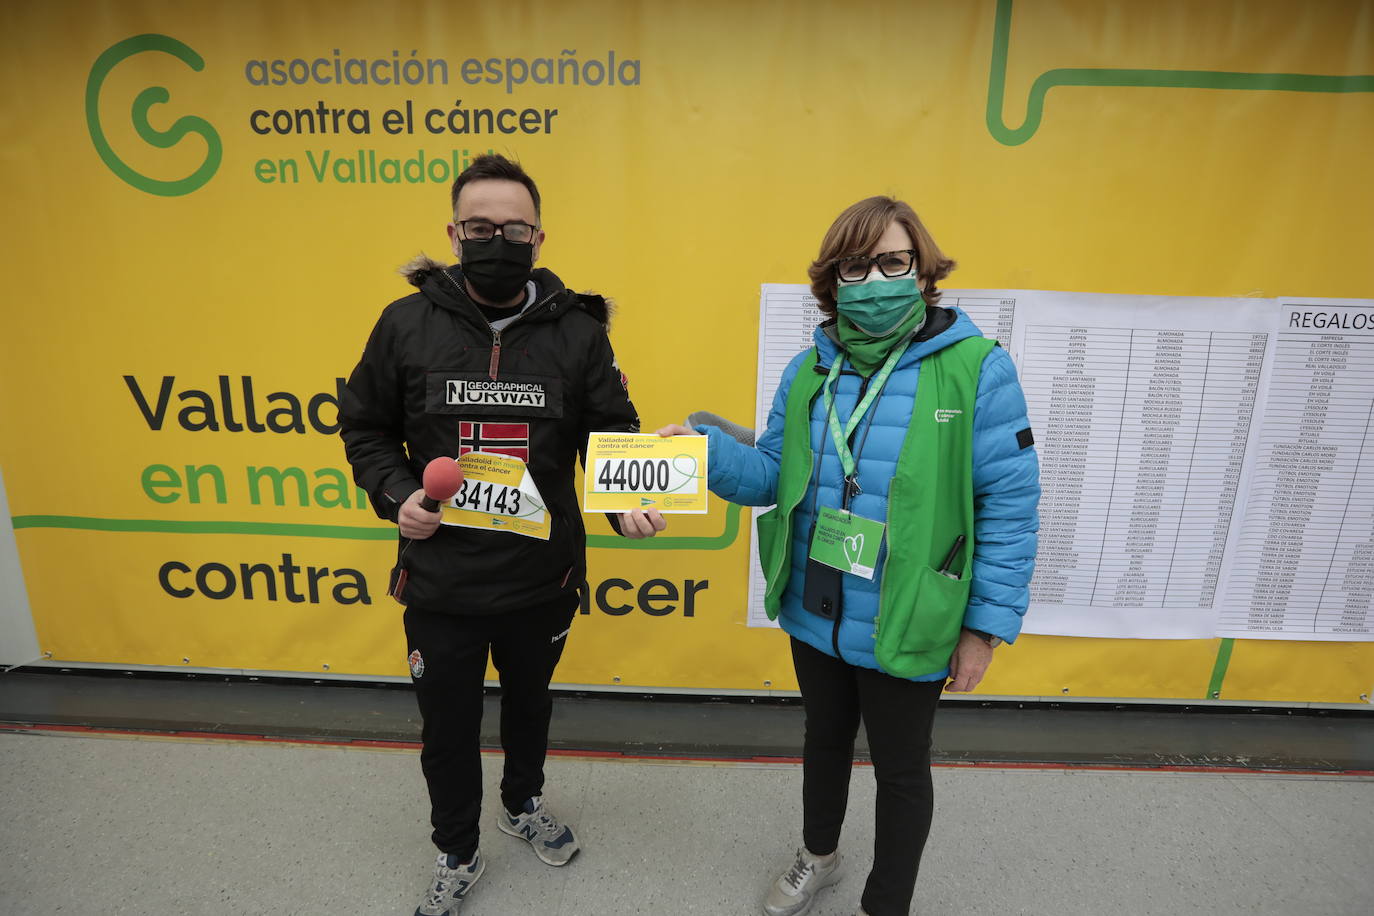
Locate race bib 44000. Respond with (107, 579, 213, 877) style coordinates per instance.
(583, 433, 708, 514)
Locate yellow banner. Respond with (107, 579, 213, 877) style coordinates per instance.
(1, 0, 1372, 703)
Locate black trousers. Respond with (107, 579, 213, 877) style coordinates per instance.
(403, 599, 577, 859)
(791, 637, 943, 916)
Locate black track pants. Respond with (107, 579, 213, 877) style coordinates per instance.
(403, 600, 576, 859)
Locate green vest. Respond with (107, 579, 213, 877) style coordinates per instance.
(755, 335, 995, 677)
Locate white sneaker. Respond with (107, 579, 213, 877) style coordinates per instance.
(415, 850, 484, 916)
(763, 847, 843, 916)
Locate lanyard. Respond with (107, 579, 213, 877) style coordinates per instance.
(822, 339, 912, 484)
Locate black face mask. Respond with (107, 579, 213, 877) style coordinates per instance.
(460, 237, 533, 303)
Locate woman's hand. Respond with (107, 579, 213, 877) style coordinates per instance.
(945, 629, 995, 692)
(655, 424, 700, 437)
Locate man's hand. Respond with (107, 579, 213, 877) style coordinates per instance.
(398, 488, 443, 540)
(613, 425, 701, 537)
(618, 508, 667, 538)
(945, 629, 995, 692)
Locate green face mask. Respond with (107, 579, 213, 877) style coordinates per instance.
(835, 274, 925, 337)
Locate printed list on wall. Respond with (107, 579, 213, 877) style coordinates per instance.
(1219, 300, 1374, 640)
(747, 288, 1374, 641)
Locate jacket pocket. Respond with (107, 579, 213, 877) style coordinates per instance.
(387, 561, 408, 603)
(752, 505, 785, 576)
(754, 507, 787, 618)
(876, 565, 970, 678)
(756, 507, 781, 569)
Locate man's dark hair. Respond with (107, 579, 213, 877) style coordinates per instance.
(449, 154, 541, 219)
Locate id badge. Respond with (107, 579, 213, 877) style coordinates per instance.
(808, 507, 885, 580)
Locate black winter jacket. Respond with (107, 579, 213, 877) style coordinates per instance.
(339, 257, 639, 614)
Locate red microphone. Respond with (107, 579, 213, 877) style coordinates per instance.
(420, 457, 464, 512)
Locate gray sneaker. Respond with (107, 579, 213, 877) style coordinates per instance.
(763, 848, 843, 916)
(497, 795, 580, 866)
(415, 851, 484, 916)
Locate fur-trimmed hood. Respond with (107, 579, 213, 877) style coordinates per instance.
(397, 254, 613, 328)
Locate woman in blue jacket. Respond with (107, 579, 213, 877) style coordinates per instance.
(659, 197, 1039, 916)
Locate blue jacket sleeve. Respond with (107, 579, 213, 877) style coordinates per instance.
(963, 347, 1040, 643)
(696, 350, 808, 507)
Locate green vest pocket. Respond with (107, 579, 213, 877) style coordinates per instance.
(875, 565, 971, 677)
(755, 506, 784, 619)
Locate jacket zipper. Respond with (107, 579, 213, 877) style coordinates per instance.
(875, 485, 893, 649)
(484, 289, 559, 381)
(763, 361, 828, 610)
(766, 453, 816, 607)
(441, 269, 558, 382)
(833, 372, 869, 661)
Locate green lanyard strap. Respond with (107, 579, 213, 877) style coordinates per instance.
(821, 338, 912, 488)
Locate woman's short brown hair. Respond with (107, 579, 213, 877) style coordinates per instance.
(807, 197, 955, 316)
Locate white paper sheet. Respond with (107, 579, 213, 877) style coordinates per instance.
(1217, 299, 1374, 640)
(1018, 293, 1274, 638)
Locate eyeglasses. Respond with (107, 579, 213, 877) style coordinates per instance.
(833, 249, 918, 283)
(457, 219, 539, 244)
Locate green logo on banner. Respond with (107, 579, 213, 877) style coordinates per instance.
(986, 0, 1374, 146)
(86, 34, 222, 196)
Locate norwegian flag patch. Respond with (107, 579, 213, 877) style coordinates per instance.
(459, 421, 530, 462)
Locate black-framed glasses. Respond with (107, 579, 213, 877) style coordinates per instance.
(833, 249, 918, 283)
(458, 219, 539, 244)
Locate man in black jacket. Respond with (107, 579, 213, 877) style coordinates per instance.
(340, 154, 664, 916)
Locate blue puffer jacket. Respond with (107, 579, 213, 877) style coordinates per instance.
(702, 306, 1040, 680)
